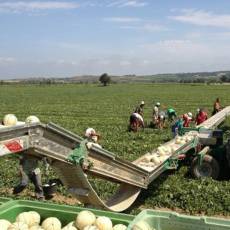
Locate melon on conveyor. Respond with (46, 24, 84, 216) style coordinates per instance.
(25, 116, 40, 124)
(3, 114, 18, 126)
(151, 155, 160, 164)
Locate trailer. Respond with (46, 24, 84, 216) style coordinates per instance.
(0, 106, 230, 212)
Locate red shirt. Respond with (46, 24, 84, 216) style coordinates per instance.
(196, 111, 208, 125)
(183, 114, 192, 127)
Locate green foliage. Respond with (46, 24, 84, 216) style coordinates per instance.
(0, 83, 230, 216)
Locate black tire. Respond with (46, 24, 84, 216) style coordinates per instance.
(191, 155, 219, 179)
(226, 139, 230, 168)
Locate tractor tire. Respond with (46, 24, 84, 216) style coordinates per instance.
(191, 155, 220, 179)
(226, 139, 230, 168)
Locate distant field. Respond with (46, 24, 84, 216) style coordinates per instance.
(0, 83, 230, 215)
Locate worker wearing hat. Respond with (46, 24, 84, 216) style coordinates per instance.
(183, 112, 193, 127)
(85, 128, 102, 149)
(167, 108, 177, 122)
(134, 101, 145, 116)
(152, 102, 160, 125)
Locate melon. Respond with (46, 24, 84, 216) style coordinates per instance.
(131, 221, 153, 230)
(113, 224, 127, 230)
(151, 155, 160, 164)
(41, 217, 61, 230)
(29, 211, 41, 226)
(16, 212, 32, 227)
(62, 225, 77, 230)
(25, 116, 40, 124)
(3, 114, 18, 126)
(83, 226, 99, 230)
(75, 211, 96, 230)
(0, 219, 11, 230)
(95, 216, 113, 230)
(30, 226, 44, 230)
(8, 222, 29, 230)
(157, 147, 165, 156)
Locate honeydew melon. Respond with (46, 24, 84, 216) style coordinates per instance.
(75, 211, 96, 230)
(25, 116, 40, 124)
(113, 224, 127, 230)
(95, 216, 113, 230)
(3, 114, 18, 126)
(41, 217, 62, 230)
(83, 226, 99, 230)
(8, 222, 29, 230)
(151, 155, 160, 164)
(0, 219, 11, 230)
(30, 226, 44, 230)
(131, 221, 153, 230)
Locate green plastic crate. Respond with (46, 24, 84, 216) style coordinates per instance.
(0, 197, 11, 206)
(128, 210, 230, 230)
(0, 200, 134, 227)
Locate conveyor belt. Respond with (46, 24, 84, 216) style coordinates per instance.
(197, 106, 230, 129)
(0, 106, 230, 212)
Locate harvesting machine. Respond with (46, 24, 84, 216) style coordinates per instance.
(0, 106, 230, 212)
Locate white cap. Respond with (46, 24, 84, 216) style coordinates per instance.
(85, 128, 96, 137)
(140, 101, 145, 105)
(156, 102, 160, 106)
(188, 112, 193, 118)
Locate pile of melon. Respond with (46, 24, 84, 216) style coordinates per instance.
(0, 210, 127, 230)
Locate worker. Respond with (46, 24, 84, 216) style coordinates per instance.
(212, 98, 222, 115)
(167, 108, 177, 122)
(157, 110, 166, 129)
(195, 108, 208, 125)
(183, 112, 193, 127)
(172, 116, 184, 137)
(129, 112, 144, 132)
(134, 101, 145, 116)
(13, 152, 45, 200)
(152, 102, 160, 125)
(85, 128, 102, 149)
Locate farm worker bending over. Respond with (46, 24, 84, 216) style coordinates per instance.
(13, 152, 45, 200)
(183, 112, 193, 127)
(172, 117, 184, 137)
(85, 128, 102, 149)
(153, 102, 160, 124)
(167, 108, 177, 122)
(212, 98, 222, 115)
(196, 108, 208, 125)
(157, 110, 166, 129)
(134, 101, 145, 116)
(129, 112, 144, 132)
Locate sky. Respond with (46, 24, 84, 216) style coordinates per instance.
(1, 0, 230, 79)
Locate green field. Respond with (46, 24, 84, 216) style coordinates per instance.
(0, 83, 230, 215)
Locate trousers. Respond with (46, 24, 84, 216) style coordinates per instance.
(13, 167, 44, 199)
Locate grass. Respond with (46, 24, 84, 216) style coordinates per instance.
(0, 83, 230, 215)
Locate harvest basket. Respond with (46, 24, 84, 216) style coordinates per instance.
(0, 199, 134, 226)
(128, 209, 230, 230)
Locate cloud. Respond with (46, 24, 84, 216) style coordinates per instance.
(103, 17, 141, 22)
(107, 0, 148, 8)
(103, 16, 168, 32)
(0, 1, 79, 13)
(0, 57, 15, 64)
(120, 23, 168, 32)
(170, 9, 230, 28)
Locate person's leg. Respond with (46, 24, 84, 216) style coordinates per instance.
(13, 168, 29, 194)
(30, 171, 44, 199)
